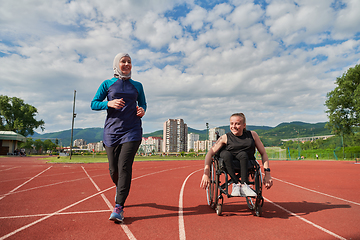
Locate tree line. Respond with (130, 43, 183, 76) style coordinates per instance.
(18, 138, 59, 154)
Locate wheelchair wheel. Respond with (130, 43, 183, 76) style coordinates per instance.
(206, 158, 219, 209)
(216, 195, 223, 216)
(255, 201, 262, 217)
(246, 171, 256, 210)
(253, 169, 263, 217)
(246, 197, 255, 210)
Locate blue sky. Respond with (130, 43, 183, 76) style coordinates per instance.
(1, 0, 360, 134)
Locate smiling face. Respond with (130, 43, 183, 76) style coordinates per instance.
(119, 56, 132, 75)
(230, 115, 246, 136)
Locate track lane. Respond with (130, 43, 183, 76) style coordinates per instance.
(0, 157, 359, 239)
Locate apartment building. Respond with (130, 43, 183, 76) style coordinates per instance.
(140, 136, 163, 154)
(163, 119, 188, 153)
(209, 127, 225, 141)
(187, 133, 199, 152)
(74, 139, 86, 147)
(194, 140, 212, 152)
(87, 141, 105, 152)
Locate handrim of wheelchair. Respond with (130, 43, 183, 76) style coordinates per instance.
(206, 155, 264, 216)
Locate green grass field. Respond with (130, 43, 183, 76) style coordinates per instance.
(44, 154, 204, 163)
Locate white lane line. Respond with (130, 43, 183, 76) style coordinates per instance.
(272, 176, 360, 206)
(0, 210, 111, 219)
(0, 185, 114, 240)
(0, 174, 107, 197)
(0, 166, 52, 201)
(265, 197, 347, 240)
(82, 166, 137, 240)
(0, 165, 196, 240)
(179, 169, 202, 240)
(0, 166, 19, 172)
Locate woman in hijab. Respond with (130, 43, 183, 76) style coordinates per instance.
(91, 53, 147, 222)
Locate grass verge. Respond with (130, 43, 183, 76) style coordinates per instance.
(44, 154, 204, 163)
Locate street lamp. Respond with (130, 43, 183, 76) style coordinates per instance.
(206, 123, 209, 154)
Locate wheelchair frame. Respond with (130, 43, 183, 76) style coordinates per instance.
(206, 155, 264, 216)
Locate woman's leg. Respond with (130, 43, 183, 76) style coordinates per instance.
(235, 151, 248, 184)
(105, 145, 120, 186)
(116, 140, 141, 207)
(220, 150, 239, 184)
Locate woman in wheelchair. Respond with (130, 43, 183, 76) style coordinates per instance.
(200, 113, 273, 196)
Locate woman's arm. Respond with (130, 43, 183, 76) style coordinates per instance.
(200, 134, 227, 189)
(251, 131, 273, 189)
(91, 80, 111, 110)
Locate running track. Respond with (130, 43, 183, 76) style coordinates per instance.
(0, 157, 359, 240)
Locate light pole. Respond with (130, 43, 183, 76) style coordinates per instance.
(70, 90, 76, 160)
(206, 123, 209, 154)
(297, 129, 301, 160)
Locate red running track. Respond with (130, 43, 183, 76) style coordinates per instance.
(0, 157, 359, 239)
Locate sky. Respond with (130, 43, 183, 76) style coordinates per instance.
(1, 0, 360, 134)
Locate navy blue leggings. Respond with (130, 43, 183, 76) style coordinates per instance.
(105, 140, 141, 207)
(219, 150, 248, 184)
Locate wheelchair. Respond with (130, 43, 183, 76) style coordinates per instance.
(206, 153, 264, 216)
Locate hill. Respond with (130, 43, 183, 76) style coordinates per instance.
(30, 121, 331, 147)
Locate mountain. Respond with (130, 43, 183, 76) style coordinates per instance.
(30, 121, 332, 147)
(31, 128, 103, 147)
(254, 122, 331, 146)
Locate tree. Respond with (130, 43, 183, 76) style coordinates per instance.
(34, 139, 43, 153)
(19, 137, 34, 152)
(0, 95, 45, 137)
(325, 64, 360, 135)
(43, 139, 57, 152)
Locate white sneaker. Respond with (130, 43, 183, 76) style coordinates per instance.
(231, 183, 241, 196)
(240, 183, 257, 197)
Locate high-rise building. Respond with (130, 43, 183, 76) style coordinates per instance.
(187, 133, 199, 152)
(163, 119, 188, 152)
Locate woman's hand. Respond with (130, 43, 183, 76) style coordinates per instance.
(263, 172, 273, 189)
(108, 99, 125, 109)
(136, 106, 145, 117)
(200, 174, 210, 189)
(200, 167, 210, 189)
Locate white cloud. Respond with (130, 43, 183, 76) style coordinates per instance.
(266, 0, 335, 45)
(134, 12, 183, 49)
(181, 5, 208, 30)
(333, 0, 360, 39)
(228, 2, 264, 29)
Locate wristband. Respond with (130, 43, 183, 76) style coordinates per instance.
(264, 168, 270, 172)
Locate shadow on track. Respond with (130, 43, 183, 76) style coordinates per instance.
(122, 200, 351, 223)
(251, 201, 351, 219)
(122, 203, 215, 224)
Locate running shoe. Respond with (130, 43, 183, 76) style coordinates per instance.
(240, 183, 257, 197)
(109, 204, 124, 222)
(231, 183, 241, 196)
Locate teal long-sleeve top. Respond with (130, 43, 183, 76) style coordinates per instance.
(91, 77, 147, 147)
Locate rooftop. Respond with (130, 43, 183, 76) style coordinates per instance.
(0, 131, 26, 142)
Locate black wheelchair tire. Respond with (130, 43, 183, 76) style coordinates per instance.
(253, 168, 263, 217)
(206, 158, 219, 209)
(246, 197, 255, 210)
(216, 196, 223, 216)
(206, 160, 215, 207)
